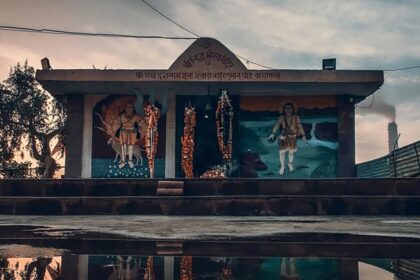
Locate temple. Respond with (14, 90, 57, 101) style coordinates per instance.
(36, 37, 383, 179)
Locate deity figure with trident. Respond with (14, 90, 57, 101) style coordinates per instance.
(116, 102, 143, 169)
(268, 101, 306, 176)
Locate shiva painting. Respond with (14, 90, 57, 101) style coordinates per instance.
(91, 93, 166, 178)
(239, 96, 338, 178)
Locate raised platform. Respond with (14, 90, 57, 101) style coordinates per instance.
(0, 178, 419, 215)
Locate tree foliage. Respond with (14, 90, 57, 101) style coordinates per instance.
(0, 61, 67, 178)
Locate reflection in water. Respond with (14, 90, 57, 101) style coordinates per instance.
(107, 256, 141, 280)
(280, 257, 298, 279)
(0, 255, 405, 280)
(0, 256, 61, 279)
(220, 261, 232, 280)
(358, 262, 393, 280)
(144, 256, 155, 280)
(180, 256, 192, 280)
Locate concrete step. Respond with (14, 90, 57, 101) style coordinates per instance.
(1, 178, 420, 197)
(0, 195, 419, 215)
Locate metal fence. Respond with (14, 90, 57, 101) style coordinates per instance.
(393, 260, 420, 280)
(357, 141, 420, 178)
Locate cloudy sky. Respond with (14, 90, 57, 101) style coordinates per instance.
(1, 0, 419, 163)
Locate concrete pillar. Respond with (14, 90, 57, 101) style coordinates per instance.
(164, 256, 175, 280)
(337, 96, 356, 177)
(81, 95, 108, 178)
(64, 95, 84, 178)
(165, 93, 176, 178)
(61, 255, 89, 280)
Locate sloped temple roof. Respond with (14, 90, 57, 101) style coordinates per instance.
(36, 37, 384, 98)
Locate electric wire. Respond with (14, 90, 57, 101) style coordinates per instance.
(2, 20, 420, 72)
(141, 0, 200, 37)
(383, 65, 420, 72)
(140, 0, 277, 70)
(0, 25, 197, 40)
(356, 94, 375, 109)
(140, 1, 420, 72)
(2, 24, 420, 72)
(234, 54, 276, 70)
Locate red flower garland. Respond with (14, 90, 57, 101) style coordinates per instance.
(144, 256, 155, 280)
(144, 104, 160, 178)
(181, 106, 196, 178)
(180, 256, 193, 280)
(215, 90, 233, 162)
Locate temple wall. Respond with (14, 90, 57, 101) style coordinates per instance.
(79, 92, 352, 179)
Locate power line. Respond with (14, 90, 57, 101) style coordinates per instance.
(141, 0, 277, 70)
(141, 0, 200, 37)
(234, 54, 276, 70)
(1, 24, 420, 72)
(356, 94, 375, 109)
(357, 65, 420, 109)
(0, 25, 197, 40)
(383, 65, 420, 72)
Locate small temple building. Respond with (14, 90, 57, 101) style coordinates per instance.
(36, 37, 384, 179)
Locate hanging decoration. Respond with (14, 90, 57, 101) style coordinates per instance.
(181, 105, 196, 178)
(144, 104, 160, 178)
(199, 166, 226, 179)
(215, 90, 234, 163)
(180, 256, 193, 280)
(144, 256, 155, 280)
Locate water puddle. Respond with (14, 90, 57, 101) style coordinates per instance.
(0, 254, 409, 280)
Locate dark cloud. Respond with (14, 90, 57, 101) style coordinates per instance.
(357, 96, 396, 122)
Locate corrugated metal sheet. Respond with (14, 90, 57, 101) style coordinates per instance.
(393, 260, 420, 280)
(357, 141, 420, 178)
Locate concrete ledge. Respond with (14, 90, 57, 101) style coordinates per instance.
(0, 178, 420, 196)
(0, 195, 419, 215)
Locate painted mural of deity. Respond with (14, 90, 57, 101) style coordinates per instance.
(115, 103, 144, 169)
(268, 101, 307, 176)
(239, 96, 338, 178)
(92, 94, 166, 178)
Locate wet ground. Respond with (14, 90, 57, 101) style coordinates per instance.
(0, 215, 419, 240)
(0, 215, 418, 259)
(0, 216, 419, 279)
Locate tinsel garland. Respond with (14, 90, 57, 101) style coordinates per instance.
(181, 106, 196, 178)
(199, 167, 226, 179)
(145, 104, 160, 178)
(180, 256, 193, 280)
(144, 256, 155, 280)
(215, 90, 233, 162)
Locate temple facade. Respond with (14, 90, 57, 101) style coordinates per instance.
(36, 37, 384, 179)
